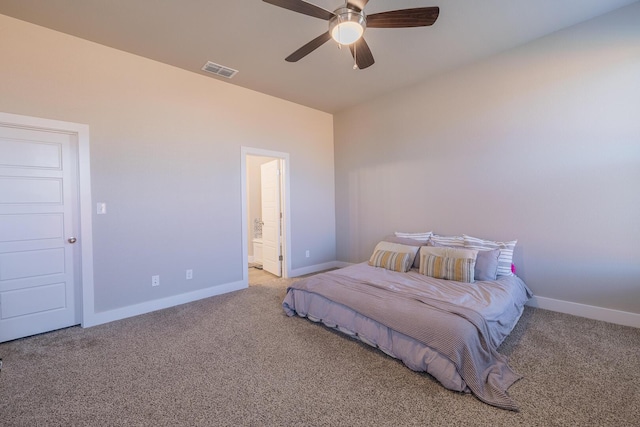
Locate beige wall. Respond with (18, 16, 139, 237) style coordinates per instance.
(0, 14, 335, 313)
(334, 4, 640, 314)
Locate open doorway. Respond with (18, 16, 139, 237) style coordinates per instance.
(241, 147, 290, 286)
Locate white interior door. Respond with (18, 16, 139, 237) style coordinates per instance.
(261, 159, 282, 276)
(0, 124, 80, 342)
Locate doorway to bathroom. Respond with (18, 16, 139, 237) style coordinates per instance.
(241, 147, 290, 286)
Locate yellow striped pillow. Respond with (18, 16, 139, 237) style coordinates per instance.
(368, 250, 412, 273)
(419, 254, 476, 283)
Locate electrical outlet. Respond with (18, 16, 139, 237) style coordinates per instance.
(186, 269, 193, 280)
(151, 275, 160, 287)
(305, 250, 310, 258)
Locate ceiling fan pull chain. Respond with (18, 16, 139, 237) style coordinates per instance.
(353, 43, 358, 69)
(337, 14, 343, 47)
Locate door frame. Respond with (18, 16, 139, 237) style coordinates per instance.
(241, 147, 291, 281)
(0, 112, 95, 327)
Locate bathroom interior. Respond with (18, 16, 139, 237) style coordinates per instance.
(246, 154, 281, 284)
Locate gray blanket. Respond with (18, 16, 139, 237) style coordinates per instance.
(283, 263, 532, 411)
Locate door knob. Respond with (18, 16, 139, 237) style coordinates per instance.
(68, 237, 77, 244)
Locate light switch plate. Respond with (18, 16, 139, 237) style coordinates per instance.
(97, 202, 107, 214)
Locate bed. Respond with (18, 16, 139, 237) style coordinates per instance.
(282, 234, 532, 411)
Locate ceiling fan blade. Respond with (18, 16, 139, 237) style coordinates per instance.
(263, 0, 335, 21)
(346, 0, 369, 12)
(367, 7, 440, 28)
(349, 38, 375, 69)
(286, 31, 332, 62)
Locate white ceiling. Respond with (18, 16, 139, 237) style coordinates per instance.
(0, 0, 637, 113)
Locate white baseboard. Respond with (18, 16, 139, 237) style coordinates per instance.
(83, 270, 639, 331)
(83, 280, 247, 328)
(527, 296, 640, 328)
(290, 261, 351, 277)
(333, 261, 354, 269)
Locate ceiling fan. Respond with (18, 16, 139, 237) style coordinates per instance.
(263, 0, 439, 69)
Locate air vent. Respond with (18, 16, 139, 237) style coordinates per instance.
(201, 61, 239, 79)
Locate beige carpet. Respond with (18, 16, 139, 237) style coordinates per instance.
(0, 277, 638, 426)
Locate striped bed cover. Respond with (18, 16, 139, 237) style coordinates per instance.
(283, 262, 532, 411)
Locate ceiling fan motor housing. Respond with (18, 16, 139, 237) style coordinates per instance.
(329, 7, 367, 45)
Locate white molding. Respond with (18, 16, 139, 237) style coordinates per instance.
(527, 296, 640, 328)
(290, 261, 347, 277)
(333, 261, 354, 269)
(84, 280, 247, 327)
(0, 112, 95, 328)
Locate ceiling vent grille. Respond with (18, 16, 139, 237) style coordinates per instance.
(201, 61, 238, 79)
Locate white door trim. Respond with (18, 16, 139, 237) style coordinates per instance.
(0, 112, 95, 328)
(241, 147, 291, 282)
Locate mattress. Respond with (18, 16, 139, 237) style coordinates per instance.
(283, 262, 532, 410)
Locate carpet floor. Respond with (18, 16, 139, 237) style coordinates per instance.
(0, 276, 638, 426)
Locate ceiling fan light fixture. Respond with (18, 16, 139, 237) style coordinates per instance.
(329, 7, 366, 45)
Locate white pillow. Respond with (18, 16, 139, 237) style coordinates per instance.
(430, 235, 465, 247)
(463, 234, 516, 276)
(394, 231, 432, 242)
(420, 246, 478, 260)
